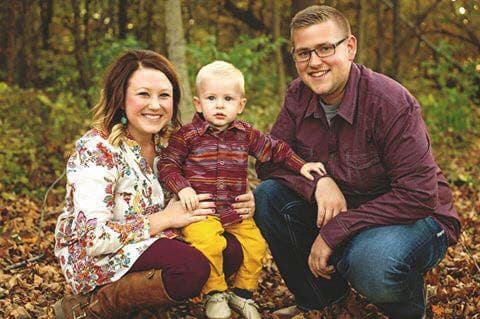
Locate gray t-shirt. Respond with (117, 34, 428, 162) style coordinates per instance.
(319, 99, 338, 125)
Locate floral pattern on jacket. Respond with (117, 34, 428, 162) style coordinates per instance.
(54, 129, 174, 294)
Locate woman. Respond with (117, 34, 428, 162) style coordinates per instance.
(54, 49, 254, 319)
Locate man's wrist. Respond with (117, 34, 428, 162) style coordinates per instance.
(310, 174, 331, 202)
(315, 174, 332, 187)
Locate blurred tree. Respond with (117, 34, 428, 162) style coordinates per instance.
(355, 0, 367, 65)
(291, 0, 316, 15)
(374, 0, 385, 73)
(0, 0, 478, 199)
(223, 0, 267, 32)
(165, 0, 194, 122)
(69, 0, 92, 106)
(40, 0, 53, 50)
(391, 0, 400, 79)
(273, 0, 286, 99)
(4, 0, 18, 85)
(118, 0, 127, 39)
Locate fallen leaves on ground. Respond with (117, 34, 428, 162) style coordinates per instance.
(0, 183, 478, 318)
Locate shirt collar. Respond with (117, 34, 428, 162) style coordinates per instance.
(336, 63, 360, 125)
(303, 63, 360, 125)
(191, 112, 246, 136)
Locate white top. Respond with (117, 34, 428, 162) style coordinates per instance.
(54, 129, 175, 294)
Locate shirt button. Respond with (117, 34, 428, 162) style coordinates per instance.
(219, 160, 225, 165)
(218, 183, 225, 190)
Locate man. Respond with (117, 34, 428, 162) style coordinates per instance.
(254, 5, 460, 319)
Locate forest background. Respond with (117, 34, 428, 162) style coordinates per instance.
(0, 0, 478, 318)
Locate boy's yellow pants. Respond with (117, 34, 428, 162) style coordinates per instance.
(182, 216, 267, 294)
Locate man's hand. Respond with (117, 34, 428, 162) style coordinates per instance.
(178, 187, 199, 211)
(308, 234, 334, 279)
(300, 162, 326, 180)
(315, 177, 347, 228)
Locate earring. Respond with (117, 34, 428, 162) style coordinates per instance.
(120, 111, 127, 126)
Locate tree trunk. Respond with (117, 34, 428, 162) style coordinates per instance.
(16, 0, 30, 87)
(83, 0, 90, 51)
(144, 0, 155, 48)
(164, 0, 194, 123)
(71, 0, 92, 107)
(40, 0, 53, 50)
(5, 0, 18, 84)
(391, 0, 400, 79)
(292, 0, 316, 16)
(356, 0, 367, 65)
(0, 2, 6, 73)
(272, 0, 286, 100)
(118, 0, 127, 39)
(374, 0, 384, 73)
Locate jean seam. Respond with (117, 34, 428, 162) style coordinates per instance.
(282, 209, 328, 308)
(384, 218, 447, 312)
(419, 217, 449, 272)
(396, 218, 446, 274)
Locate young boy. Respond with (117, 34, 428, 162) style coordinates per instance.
(159, 61, 325, 319)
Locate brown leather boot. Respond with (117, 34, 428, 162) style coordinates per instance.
(54, 293, 98, 319)
(55, 269, 178, 319)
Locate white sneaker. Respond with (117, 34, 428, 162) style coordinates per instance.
(228, 293, 261, 319)
(204, 292, 232, 319)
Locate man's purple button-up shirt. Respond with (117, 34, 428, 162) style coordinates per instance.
(256, 63, 460, 249)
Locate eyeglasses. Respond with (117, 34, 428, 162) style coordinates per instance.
(292, 37, 348, 62)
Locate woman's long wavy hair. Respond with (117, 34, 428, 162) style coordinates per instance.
(91, 49, 182, 146)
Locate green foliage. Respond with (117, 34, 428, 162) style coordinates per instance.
(0, 36, 148, 199)
(87, 36, 147, 102)
(0, 83, 88, 199)
(187, 35, 288, 130)
(37, 36, 145, 109)
(410, 42, 480, 185)
(416, 42, 479, 146)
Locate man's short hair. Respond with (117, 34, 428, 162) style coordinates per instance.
(195, 60, 245, 95)
(290, 5, 351, 37)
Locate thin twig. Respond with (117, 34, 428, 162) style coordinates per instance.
(4, 254, 45, 271)
(39, 169, 66, 229)
(3, 170, 66, 271)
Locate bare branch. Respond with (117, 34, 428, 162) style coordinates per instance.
(223, 0, 267, 32)
(380, 0, 465, 72)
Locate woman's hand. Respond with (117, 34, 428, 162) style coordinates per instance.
(232, 190, 255, 220)
(148, 194, 215, 235)
(314, 177, 347, 228)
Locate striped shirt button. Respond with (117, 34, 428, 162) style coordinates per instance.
(219, 160, 225, 165)
(218, 183, 225, 190)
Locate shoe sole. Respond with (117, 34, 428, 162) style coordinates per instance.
(231, 306, 262, 319)
(53, 300, 65, 319)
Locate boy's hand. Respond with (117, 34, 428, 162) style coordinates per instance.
(300, 162, 326, 181)
(178, 187, 199, 211)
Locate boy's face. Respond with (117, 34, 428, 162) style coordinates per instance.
(194, 76, 246, 131)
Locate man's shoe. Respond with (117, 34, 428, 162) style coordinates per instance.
(228, 293, 261, 319)
(272, 305, 326, 319)
(271, 305, 304, 319)
(204, 292, 231, 319)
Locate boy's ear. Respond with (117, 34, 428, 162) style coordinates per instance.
(193, 96, 202, 113)
(237, 98, 247, 114)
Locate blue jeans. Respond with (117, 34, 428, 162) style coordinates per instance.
(254, 180, 448, 319)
